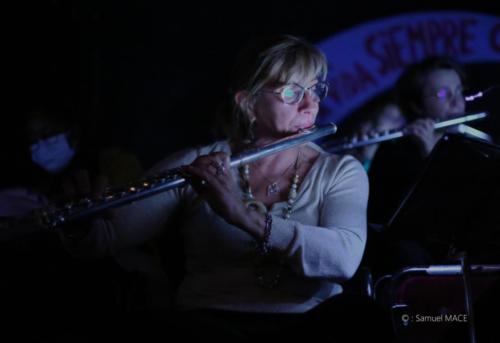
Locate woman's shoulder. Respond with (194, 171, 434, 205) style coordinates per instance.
(308, 142, 364, 171)
(307, 143, 367, 186)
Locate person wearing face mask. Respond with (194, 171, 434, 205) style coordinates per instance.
(29, 132, 76, 174)
(0, 108, 79, 218)
(0, 106, 150, 341)
(0, 107, 143, 216)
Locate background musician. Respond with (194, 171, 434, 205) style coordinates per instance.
(363, 56, 500, 342)
(0, 106, 145, 341)
(363, 56, 492, 280)
(368, 56, 468, 227)
(345, 99, 405, 172)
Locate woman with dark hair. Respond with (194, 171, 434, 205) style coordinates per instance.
(368, 56, 467, 226)
(365, 57, 498, 343)
(361, 56, 471, 281)
(396, 57, 466, 122)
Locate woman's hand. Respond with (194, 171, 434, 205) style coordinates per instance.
(405, 118, 440, 157)
(182, 152, 251, 227)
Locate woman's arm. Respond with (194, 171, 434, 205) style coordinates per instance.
(266, 156, 369, 281)
(58, 146, 205, 258)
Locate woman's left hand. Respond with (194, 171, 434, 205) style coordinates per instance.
(182, 152, 249, 226)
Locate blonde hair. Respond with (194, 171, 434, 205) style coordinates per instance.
(215, 35, 328, 142)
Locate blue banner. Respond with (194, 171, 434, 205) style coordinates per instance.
(317, 11, 500, 124)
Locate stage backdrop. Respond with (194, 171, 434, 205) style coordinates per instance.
(317, 11, 500, 125)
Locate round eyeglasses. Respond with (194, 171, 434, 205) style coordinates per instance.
(259, 81, 329, 105)
(424, 86, 465, 103)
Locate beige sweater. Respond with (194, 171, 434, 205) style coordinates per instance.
(62, 141, 369, 313)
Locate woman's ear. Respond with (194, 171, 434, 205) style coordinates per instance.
(234, 90, 255, 118)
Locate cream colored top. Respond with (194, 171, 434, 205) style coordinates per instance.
(61, 141, 369, 313)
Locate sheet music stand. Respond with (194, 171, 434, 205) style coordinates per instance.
(378, 133, 500, 342)
(386, 133, 500, 262)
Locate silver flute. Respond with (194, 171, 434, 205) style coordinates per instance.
(41, 123, 338, 228)
(322, 112, 488, 153)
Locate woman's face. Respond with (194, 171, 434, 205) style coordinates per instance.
(250, 76, 322, 139)
(419, 69, 466, 120)
(376, 104, 405, 131)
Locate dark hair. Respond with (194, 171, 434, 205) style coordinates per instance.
(396, 56, 466, 121)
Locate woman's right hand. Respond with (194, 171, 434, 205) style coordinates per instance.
(182, 152, 250, 226)
(405, 118, 440, 157)
(181, 152, 266, 240)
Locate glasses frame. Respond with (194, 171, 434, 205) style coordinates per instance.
(258, 81, 329, 105)
(423, 86, 465, 103)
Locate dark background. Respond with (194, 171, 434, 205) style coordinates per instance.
(7, 0, 500, 168)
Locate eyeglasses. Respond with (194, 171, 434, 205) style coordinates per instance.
(424, 87, 465, 103)
(259, 81, 329, 105)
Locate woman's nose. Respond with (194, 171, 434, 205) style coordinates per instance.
(450, 93, 466, 113)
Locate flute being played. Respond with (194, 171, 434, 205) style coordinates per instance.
(322, 112, 488, 153)
(41, 123, 337, 228)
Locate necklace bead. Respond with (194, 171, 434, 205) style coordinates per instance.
(239, 151, 301, 218)
(239, 150, 301, 288)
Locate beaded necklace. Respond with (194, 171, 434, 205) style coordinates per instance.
(238, 149, 301, 288)
(260, 161, 296, 197)
(239, 150, 301, 219)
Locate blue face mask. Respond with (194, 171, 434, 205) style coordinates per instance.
(30, 133, 76, 174)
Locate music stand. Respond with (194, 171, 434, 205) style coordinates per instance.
(386, 133, 500, 262)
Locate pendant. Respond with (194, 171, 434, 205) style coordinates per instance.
(266, 182, 280, 196)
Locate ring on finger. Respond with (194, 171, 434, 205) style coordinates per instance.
(211, 161, 226, 176)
